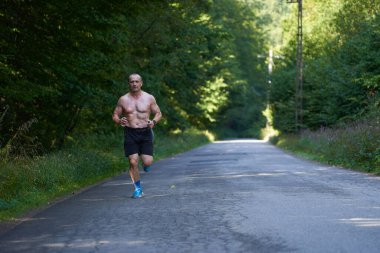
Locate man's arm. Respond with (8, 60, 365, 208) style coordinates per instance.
(148, 96, 162, 127)
(113, 98, 129, 127)
(112, 104, 123, 125)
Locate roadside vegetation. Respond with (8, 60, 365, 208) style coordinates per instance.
(264, 1, 379, 175)
(270, 111, 380, 175)
(0, 129, 211, 221)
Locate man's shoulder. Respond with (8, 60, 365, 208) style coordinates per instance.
(142, 91, 155, 99)
(142, 90, 152, 96)
(118, 93, 130, 102)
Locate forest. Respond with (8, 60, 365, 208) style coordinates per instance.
(1, 0, 379, 158)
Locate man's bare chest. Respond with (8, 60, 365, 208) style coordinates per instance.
(122, 100, 150, 114)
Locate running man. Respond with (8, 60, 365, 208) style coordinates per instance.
(112, 73, 162, 198)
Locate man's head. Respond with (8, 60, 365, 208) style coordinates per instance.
(128, 73, 143, 93)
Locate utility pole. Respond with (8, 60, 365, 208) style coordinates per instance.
(286, 0, 303, 131)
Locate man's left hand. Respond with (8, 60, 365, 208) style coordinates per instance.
(147, 120, 155, 128)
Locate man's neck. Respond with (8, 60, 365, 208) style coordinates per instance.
(130, 91, 142, 99)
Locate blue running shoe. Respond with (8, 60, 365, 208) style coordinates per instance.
(143, 165, 152, 172)
(132, 188, 143, 198)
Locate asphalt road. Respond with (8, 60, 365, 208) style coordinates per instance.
(1, 140, 380, 253)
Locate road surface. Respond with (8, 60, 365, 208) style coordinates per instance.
(1, 140, 380, 253)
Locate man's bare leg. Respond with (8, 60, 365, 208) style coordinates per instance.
(128, 154, 140, 182)
(141, 154, 153, 172)
(129, 154, 143, 198)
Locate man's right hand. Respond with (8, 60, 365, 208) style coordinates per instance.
(119, 117, 128, 127)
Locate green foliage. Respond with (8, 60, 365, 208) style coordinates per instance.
(270, 0, 380, 132)
(0, 0, 129, 149)
(209, 0, 267, 138)
(276, 112, 380, 174)
(1, 0, 268, 153)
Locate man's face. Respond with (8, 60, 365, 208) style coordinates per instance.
(129, 75, 142, 92)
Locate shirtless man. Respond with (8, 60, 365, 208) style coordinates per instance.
(112, 73, 162, 198)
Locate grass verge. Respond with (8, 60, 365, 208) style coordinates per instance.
(271, 117, 380, 175)
(0, 128, 211, 221)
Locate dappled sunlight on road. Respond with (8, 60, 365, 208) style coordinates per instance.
(43, 240, 112, 249)
(143, 194, 171, 199)
(101, 180, 132, 187)
(81, 198, 106, 202)
(16, 217, 48, 223)
(40, 239, 149, 250)
(189, 172, 286, 179)
(125, 240, 147, 246)
(339, 218, 380, 228)
(41, 238, 149, 249)
(214, 139, 267, 144)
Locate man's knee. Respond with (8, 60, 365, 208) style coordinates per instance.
(128, 156, 139, 168)
(141, 155, 153, 166)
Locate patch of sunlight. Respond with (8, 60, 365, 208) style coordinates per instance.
(214, 139, 266, 144)
(261, 125, 279, 141)
(339, 218, 380, 227)
(169, 2, 180, 8)
(293, 171, 315, 175)
(203, 130, 215, 142)
(261, 105, 280, 141)
(102, 180, 131, 187)
(190, 172, 285, 179)
(65, 135, 75, 142)
(18, 217, 48, 222)
(196, 76, 228, 122)
(126, 240, 147, 246)
(43, 243, 66, 248)
(61, 240, 111, 248)
(193, 13, 211, 23)
(81, 198, 105, 202)
(171, 128, 182, 134)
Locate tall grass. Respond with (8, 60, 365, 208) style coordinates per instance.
(274, 116, 380, 174)
(0, 143, 122, 220)
(0, 129, 211, 221)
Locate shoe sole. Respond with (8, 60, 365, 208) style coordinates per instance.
(131, 193, 144, 199)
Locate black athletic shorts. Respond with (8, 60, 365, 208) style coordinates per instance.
(124, 127, 153, 157)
